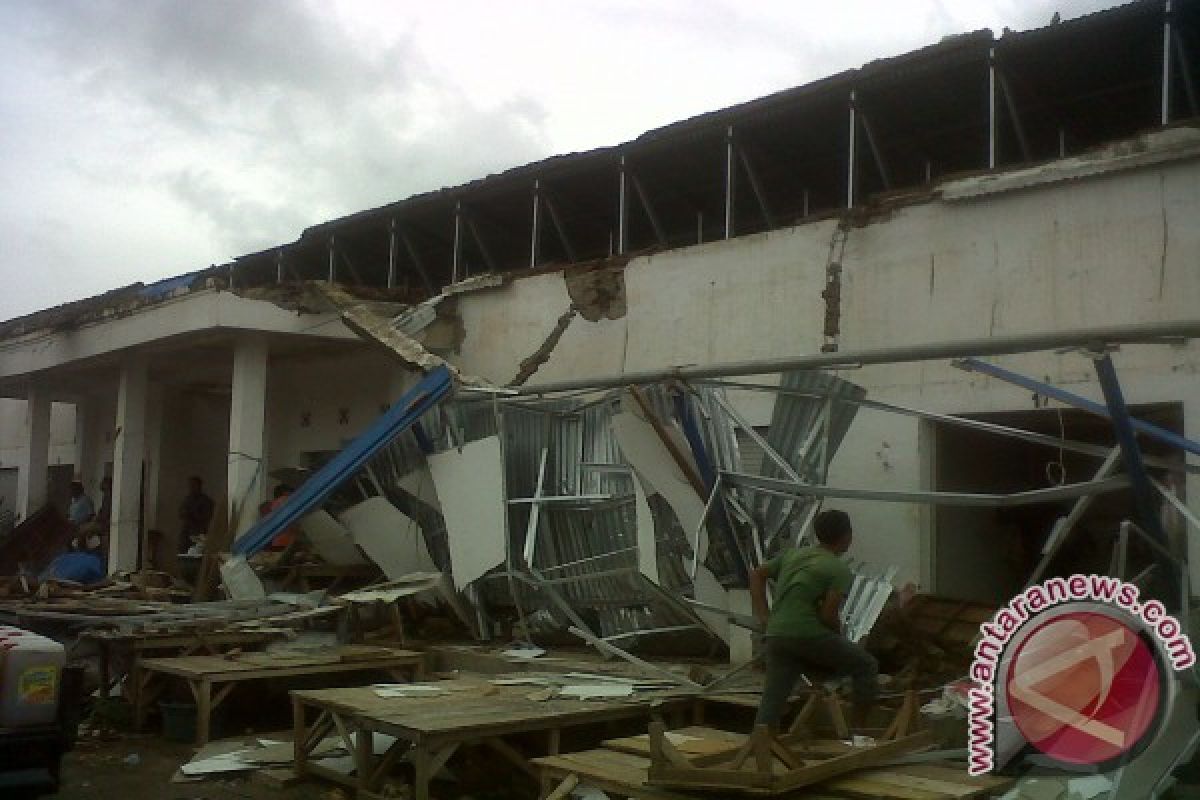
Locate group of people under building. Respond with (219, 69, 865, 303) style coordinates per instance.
(40, 475, 217, 584)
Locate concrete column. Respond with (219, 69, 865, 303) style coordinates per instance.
(228, 336, 268, 540)
(110, 355, 148, 571)
(143, 382, 165, 532)
(15, 383, 51, 520)
(74, 399, 104, 494)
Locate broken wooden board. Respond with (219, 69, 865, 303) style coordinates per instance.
(646, 724, 939, 794)
(535, 747, 1010, 800)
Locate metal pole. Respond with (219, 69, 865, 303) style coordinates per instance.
(618, 154, 629, 255)
(739, 145, 776, 228)
(530, 179, 541, 268)
(543, 192, 578, 263)
(387, 219, 398, 289)
(724, 125, 736, 239)
(957, 356, 1200, 458)
(859, 108, 892, 190)
(631, 173, 668, 246)
(397, 225, 435, 295)
(327, 235, 336, 283)
(988, 46, 998, 168)
(502, 319, 1200, 396)
(452, 200, 463, 283)
(275, 250, 284, 284)
(847, 91, 858, 208)
(998, 69, 1032, 162)
(1093, 353, 1172, 550)
(1162, 0, 1173, 126)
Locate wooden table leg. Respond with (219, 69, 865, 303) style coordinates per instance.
(547, 727, 561, 756)
(292, 695, 307, 778)
(413, 742, 458, 800)
(195, 679, 212, 745)
(413, 743, 433, 800)
(356, 721, 374, 795)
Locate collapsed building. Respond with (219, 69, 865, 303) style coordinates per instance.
(0, 0, 1198, 652)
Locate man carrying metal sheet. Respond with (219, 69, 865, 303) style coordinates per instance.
(750, 509, 878, 730)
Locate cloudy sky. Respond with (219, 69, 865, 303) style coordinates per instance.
(0, 0, 1114, 321)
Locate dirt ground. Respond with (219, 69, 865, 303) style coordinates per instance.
(50, 735, 329, 800)
(48, 730, 527, 800)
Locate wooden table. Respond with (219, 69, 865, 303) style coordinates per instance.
(291, 678, 698, 800)
(137, 647, 425, 745)
(82, 628, 285, 702)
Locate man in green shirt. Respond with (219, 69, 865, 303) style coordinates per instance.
(750, 509, 878, 729)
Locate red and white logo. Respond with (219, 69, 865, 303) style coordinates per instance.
(1005, 610, 1162, 767)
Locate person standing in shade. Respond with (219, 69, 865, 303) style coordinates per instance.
(178, 476, 215, 555)
(66, 481, 95, 528)
(750, 509, 878, 730)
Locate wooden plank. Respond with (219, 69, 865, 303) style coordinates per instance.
(604, 726, 746, 764)
(774, 731, 938, 792)
(889, 764, 1014, 793)
(544, 773, 579, 800)
(535, 750, 695, 800)
(848, 769, 994, 798)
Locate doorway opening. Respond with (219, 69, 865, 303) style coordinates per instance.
(930, 403, 1185, 604)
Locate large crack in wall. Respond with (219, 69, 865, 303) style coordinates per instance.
(506, 266, 630, 386)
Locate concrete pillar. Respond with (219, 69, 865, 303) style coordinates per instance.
(228, 336, 268, 540)
(74, 399, 104, 494)
(15, 383, 51, 520)
(110, 355, 148, 571)
(143, 383, 165, 532)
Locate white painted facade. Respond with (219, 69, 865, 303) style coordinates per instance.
(0, 129, 1197, 592)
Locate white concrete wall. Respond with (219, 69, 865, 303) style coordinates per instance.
(444, 143, 1200, 591)
(265, 350, 403, 480)
(0, 399, 80, 516)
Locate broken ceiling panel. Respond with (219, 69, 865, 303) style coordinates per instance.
(427, 435, 508, 589)
(337, 496, 439, 580)
(612, 408, 711, 563)
(297, 511, 370, 567)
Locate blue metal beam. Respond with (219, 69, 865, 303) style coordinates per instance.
(1092, 355, 1170, 547)
(956, 357, 1200, 458)
(233, 366, 455, 556)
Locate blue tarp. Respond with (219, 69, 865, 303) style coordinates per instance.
(233, 366, 455, 556)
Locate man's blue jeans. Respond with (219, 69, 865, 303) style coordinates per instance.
(754, 633, 879, 727)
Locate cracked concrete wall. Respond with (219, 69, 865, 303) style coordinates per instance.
(447, 146, 1200, 590)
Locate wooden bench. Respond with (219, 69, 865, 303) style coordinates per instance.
(136, 646, 425, 744)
